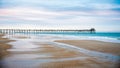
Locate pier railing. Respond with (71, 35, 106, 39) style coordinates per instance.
(0, 28, 95, 34)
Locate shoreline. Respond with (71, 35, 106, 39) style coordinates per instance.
(55, 40, 120, 56)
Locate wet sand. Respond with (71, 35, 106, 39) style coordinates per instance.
(1, 34, 120, 68)
(55, 40, 120, 56)
(39, 59, 116, 68)
(33, 43, 86, 59)
(0, 34, 15, 68)
(37, 40, 120, 68)
(0, 34, 14, 59)
(31, 42, 119, 68)
(2, 35, 88, 68)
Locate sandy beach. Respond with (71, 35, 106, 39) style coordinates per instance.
(0, 34, 14, 68)
(0, 34, 14, 59)
(50, 40, 120, 68)
(55, 40, 120, 56)
(39, 59, 115, 68)
(0, 34, 120, 68)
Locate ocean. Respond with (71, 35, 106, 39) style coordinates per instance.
(62, 32, 120, 43)
(8, 31, 120, 43)
(1, 31, 120, 43)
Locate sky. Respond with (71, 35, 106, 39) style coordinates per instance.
(0, 0, 120, 32)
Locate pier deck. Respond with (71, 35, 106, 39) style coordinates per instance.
(0, 28, 95, 34)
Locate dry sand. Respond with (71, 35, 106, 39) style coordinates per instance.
(55, 40, 120, 56)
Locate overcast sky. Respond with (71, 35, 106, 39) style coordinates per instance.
(0, 0, 120, 32)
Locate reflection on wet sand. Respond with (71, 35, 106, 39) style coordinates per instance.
(0, 34, 120, 68)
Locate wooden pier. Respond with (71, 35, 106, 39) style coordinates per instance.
(0, 28, 95, 34)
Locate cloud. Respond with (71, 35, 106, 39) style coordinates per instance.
(0, 0, 120, 32)
(0, 7, 65, 21)
(0, 7, 120, 26)
(1, 7, 120, 20)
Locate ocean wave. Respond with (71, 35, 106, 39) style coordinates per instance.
(57, 35, 120, 43)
